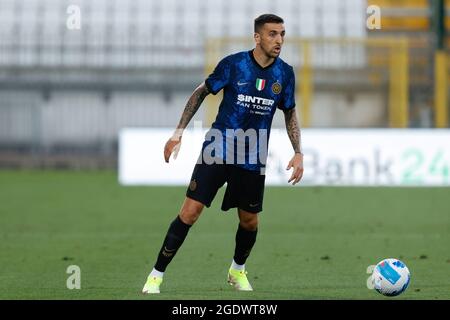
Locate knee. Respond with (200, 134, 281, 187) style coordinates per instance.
(179, 201, 204, 225)
(239, 215, 258, 231)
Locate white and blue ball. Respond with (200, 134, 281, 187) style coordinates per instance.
(372, 258, 410, 297)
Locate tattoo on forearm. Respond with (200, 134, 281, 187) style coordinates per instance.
(177, 83, 209, 130)
(284, 108, 302, 154)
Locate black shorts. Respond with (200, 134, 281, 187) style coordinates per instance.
(186, 162, 266, 214)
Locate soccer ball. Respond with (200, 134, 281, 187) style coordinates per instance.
(371, 258, 411, 297)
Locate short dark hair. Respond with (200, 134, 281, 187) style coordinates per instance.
(254, 14, 284, 33)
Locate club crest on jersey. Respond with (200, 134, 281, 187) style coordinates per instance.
(272, 81, 282, 94)
(255, 78, 266, 91)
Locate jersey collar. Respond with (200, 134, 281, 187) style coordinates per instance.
(249, 49, 277, 70)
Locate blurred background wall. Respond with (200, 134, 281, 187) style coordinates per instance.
(0, 0, 448, 169)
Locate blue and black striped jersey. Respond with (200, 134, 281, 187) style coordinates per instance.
(202, 50, 296, 172)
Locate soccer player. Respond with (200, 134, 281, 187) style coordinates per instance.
(142, 14, 303, 294)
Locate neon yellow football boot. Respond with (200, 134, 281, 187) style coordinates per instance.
(227, 268, 253, 291)
(142, 275, 163, 294)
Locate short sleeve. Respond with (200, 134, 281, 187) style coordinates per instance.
(278, 66, 296, 110)
(205, 57, 231, 95)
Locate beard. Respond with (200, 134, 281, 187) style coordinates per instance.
(261, 43, 281, 58)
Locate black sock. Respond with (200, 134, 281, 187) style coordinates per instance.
(233, 224, 258, 265)
(154, 215, 192, 272)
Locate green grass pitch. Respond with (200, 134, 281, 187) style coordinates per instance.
(1, 170, 449, 299)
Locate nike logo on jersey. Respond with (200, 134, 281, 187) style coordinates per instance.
(237, 81, 249, 86)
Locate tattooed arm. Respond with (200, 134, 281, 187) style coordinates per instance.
(283, 107, 304, 185)
(175, 82, 210, 134)
(283, 108, 302, 154)
(163, 82, 210, 163)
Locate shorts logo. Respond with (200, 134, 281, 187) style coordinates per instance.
(272, 81, 282, 94)
(255, 78, 266, 91)
(189, 179, 197, 191)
